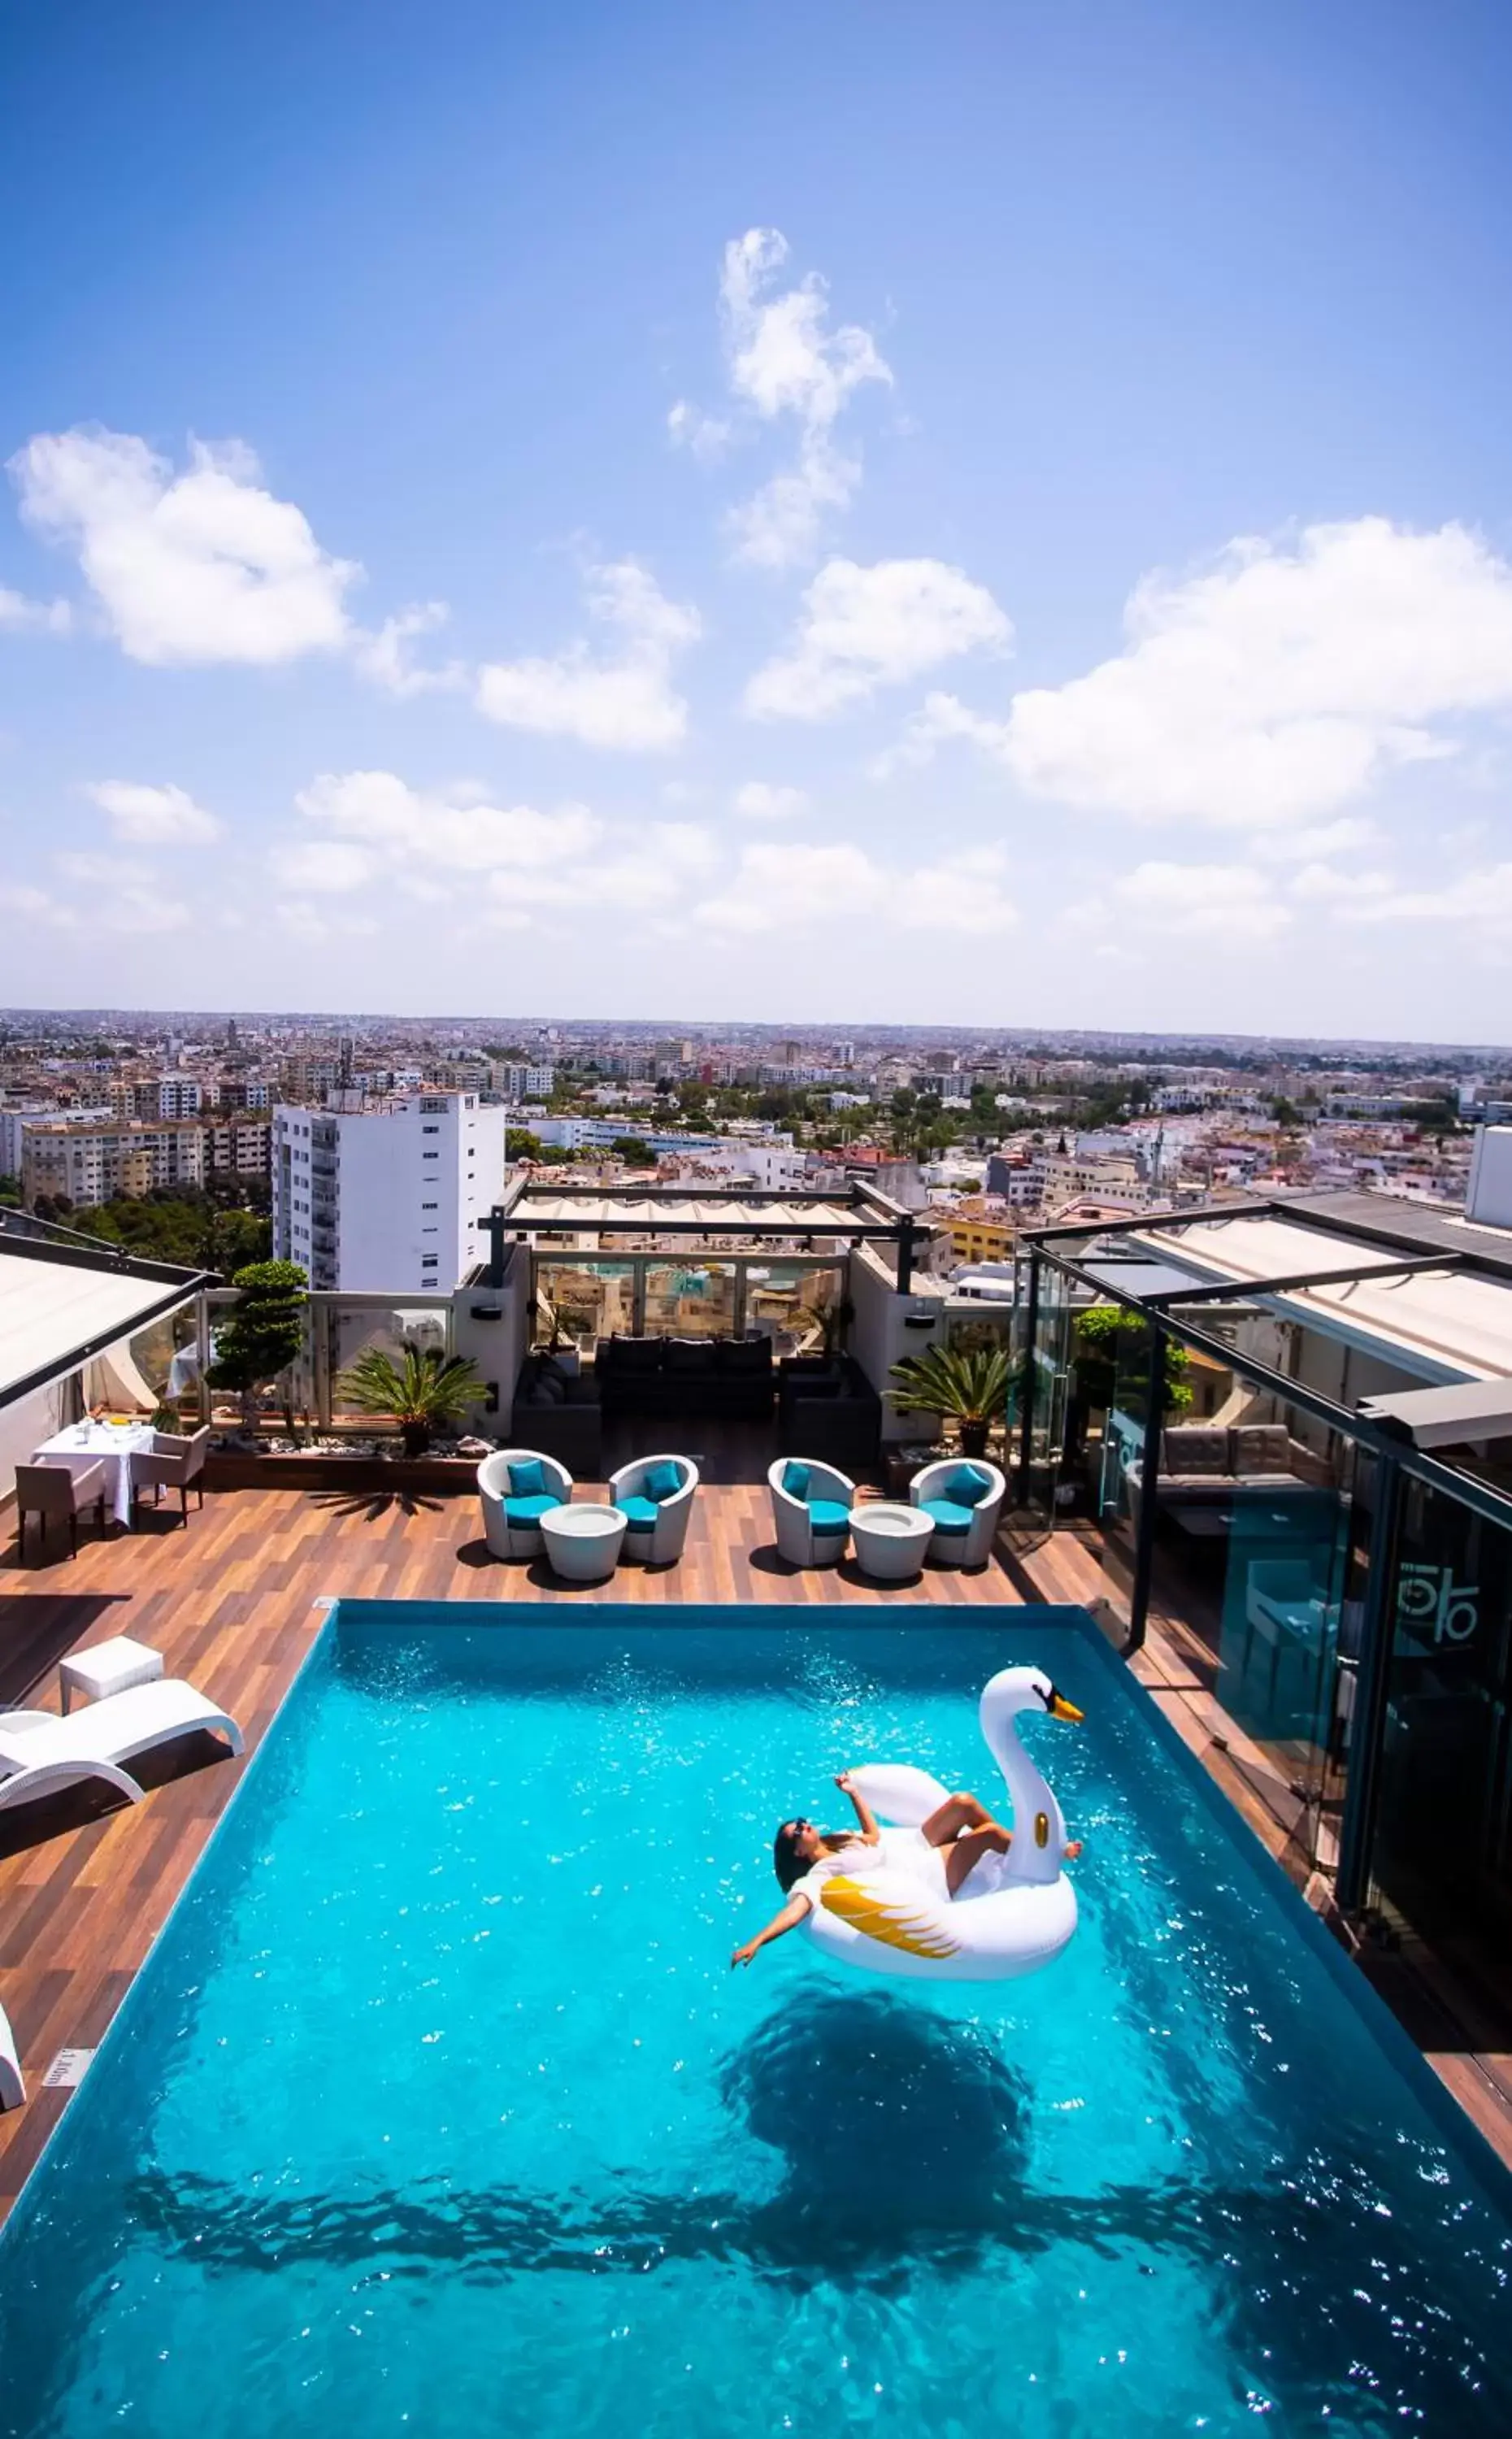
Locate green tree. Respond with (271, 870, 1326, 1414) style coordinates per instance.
(506, 1128, 545, 1160)
(208, 1259, 308, 1433)
(337, 1344, 484, 1457)
(610, 1135, 654, 1166)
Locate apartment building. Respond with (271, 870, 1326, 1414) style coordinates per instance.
(24, 1116, 208, 1207)
(492, 1061, 556, 1099)
(272, 1091, 507, 1291)
(108, 1076, 205, 1120)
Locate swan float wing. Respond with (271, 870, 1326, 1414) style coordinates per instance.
(817, 1873, 960, 1960)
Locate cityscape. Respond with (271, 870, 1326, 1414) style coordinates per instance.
(2, 0, 1512, 2429)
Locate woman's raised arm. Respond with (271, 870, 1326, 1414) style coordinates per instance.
(834, 1770, 880, 1843)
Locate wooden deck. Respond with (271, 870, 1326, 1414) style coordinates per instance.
(0, 1478, 1506, 2219)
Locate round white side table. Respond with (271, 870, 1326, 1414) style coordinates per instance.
(541, 1502, 628, 1584)
(849, 1502, 935, 1583)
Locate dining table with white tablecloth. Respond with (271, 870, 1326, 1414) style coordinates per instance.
(32, 1419, 157, 1528)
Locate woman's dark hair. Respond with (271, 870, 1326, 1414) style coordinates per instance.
(773, 1820, 848, 1893)
(773, 1822, 806, 1893)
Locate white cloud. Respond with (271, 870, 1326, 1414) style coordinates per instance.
(486, 821, 718, 919)
(674, 228, 892, 569)
(1341, 862, 1512, 936)
(694, 840, 1017, 935)
(1288, 861, 1393, 902)
(295, 769, 606, 874)
(1252, 815, 1381, 863)
(272, 839, 378, 894)
(667, 400, 732, 464)
(0, 881, 72, 924)
(85, 779, 222, 845)
(907, 518, 1512, 828)
(734, 780, 807, 821)
(1067, 860, 1292, 942)
(476, 559, 700, 751)
(727, 435, 858, 572)
(0, 583, 70, 636)
(52, 850, 191, 933)
(745, 556, 1011, 720)
(11, 427, 359, 666)
(351, 601, 466, 697)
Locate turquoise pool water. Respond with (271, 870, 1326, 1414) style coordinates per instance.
(0, 1603, 1507, 2437)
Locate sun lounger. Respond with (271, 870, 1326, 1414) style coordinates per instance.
(0, 2001, 22, 2111)
(0, 1680, 244, 1813)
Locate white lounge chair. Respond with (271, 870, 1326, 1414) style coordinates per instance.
(0, 2000, 22, 2111)
(607, 1453, 699, 1564)
(0, 1680, 245, 1813)
(767, 1457, 855, 1567)
(908, 1457, 1006, 1568)
(477, 1449, 573, 1559)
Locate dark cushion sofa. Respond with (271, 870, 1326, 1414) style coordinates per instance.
(777, 1355, 882, 1472)
(511, 1354, 604, 1474)
(595, 1334, 775, 1420)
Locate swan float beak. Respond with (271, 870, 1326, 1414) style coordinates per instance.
(1049, 1692, 1084, 1723)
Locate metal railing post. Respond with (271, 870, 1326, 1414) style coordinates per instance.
(1336, 1454, 1402, 1914)
(1123, 1323, 1167, 1656)
(1015, 1250, 1041, 1498)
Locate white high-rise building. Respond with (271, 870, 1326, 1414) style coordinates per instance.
(272, 1092, 507, 1291)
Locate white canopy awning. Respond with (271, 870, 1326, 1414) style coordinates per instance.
(0, 1237, 209, 1411)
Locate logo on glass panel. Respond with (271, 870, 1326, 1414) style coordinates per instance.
(1397, 1562, 1479, 1646)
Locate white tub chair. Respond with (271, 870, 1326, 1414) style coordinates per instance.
(909, 1457, 1006, 1568)
(607, 1453, 699, 1565)
(0, 2001, 22, 2111)
(478, 1449, 573, 1559)
(767, 1458, 854, 1567)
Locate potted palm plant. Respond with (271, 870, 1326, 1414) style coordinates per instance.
(337, 1344, 485, 1457)
(887, 1342, 1012, 1459)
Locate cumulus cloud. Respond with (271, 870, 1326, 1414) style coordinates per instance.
(1067, 860, 1292, 942)
(11, 427, 358, 666)
(350, 601, 467, 697)
(1251, 815, 1381, 863)
(52, 849, 191, 933)
(0, 583, 70, 636)
(694, 840, 1017, 935)
(1341, 862, 1512, 937)
(673, 228, 893, 569)
(85, 779, 222, 845)
(293, 768, 606, 876)
(476, 560, 700, 751)
(733, 780, 806, 820)
(903, 518, 1512, 828)
(745, 556, 1011, 720)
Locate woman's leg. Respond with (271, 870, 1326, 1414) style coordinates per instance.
(944, 1823, 1011, 1896)
(920, 1790, 997, 1847)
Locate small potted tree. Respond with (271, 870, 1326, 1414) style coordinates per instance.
(337, 1344, 484, 1457)
(887, 1342, 1013, 1459)
(207, 1260, 309, 1440)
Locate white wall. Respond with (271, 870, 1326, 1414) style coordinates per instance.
(849, 1247, 944, 1444)
(450, 1244, 531, 1433)
(1467, 1125, 1512, 1229)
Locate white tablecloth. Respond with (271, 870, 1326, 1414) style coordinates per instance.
(33, 1422, 155, 1528)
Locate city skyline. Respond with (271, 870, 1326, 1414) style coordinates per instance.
(3, 4, 1512, 1031)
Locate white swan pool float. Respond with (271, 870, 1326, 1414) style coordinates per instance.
(804, 1665, 1084, 1985)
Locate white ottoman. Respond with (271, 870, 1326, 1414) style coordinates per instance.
(541, 1503, 628, 1584)
(59, 1634, 164, 1715)
(850, 1503, 936, 1583)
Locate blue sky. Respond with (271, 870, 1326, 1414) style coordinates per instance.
(3, 0, 1512, 1037)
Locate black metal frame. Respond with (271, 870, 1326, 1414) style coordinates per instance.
(480, 1178, 930, 1293)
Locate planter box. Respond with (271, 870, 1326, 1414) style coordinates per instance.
(205, 1451, 480, 1494)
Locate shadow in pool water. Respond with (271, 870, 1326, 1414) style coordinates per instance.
(59, 1989, 1508, 2431)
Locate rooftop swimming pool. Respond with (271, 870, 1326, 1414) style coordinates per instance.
(1, 1602, 1508, 2437)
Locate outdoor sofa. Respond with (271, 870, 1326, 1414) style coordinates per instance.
(1124, 1423, 1336, 1529)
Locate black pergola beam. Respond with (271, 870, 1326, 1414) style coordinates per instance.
(1139, 1252, 1462, 1309)
(519, 1216, 910, 1241)
(1021, 1197, 1286, 1247)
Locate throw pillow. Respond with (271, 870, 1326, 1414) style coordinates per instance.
(643, 1459, 683, 1502)
(783, 1461, 811, 1498)
(945, 1464, 988, 1506)
(508, 1457, 547, 1496)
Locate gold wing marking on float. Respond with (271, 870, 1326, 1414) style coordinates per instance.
(819, 1875, 959, 1959)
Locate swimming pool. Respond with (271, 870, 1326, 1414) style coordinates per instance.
(0, 1602, 1507, 2437)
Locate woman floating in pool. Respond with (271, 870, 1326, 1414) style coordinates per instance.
(730, 1768, 1082, 1970)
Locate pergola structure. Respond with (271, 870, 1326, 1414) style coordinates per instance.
(477, 1174, 933, 1292)
(0, 1216, 213, 1419)
(1019, 1189, 1512, 1916)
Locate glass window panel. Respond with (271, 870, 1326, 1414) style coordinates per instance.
(641, 1260, 738, 1339)
(743, 1260, 845, 1354)
(534, 1259, 636, 1351)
